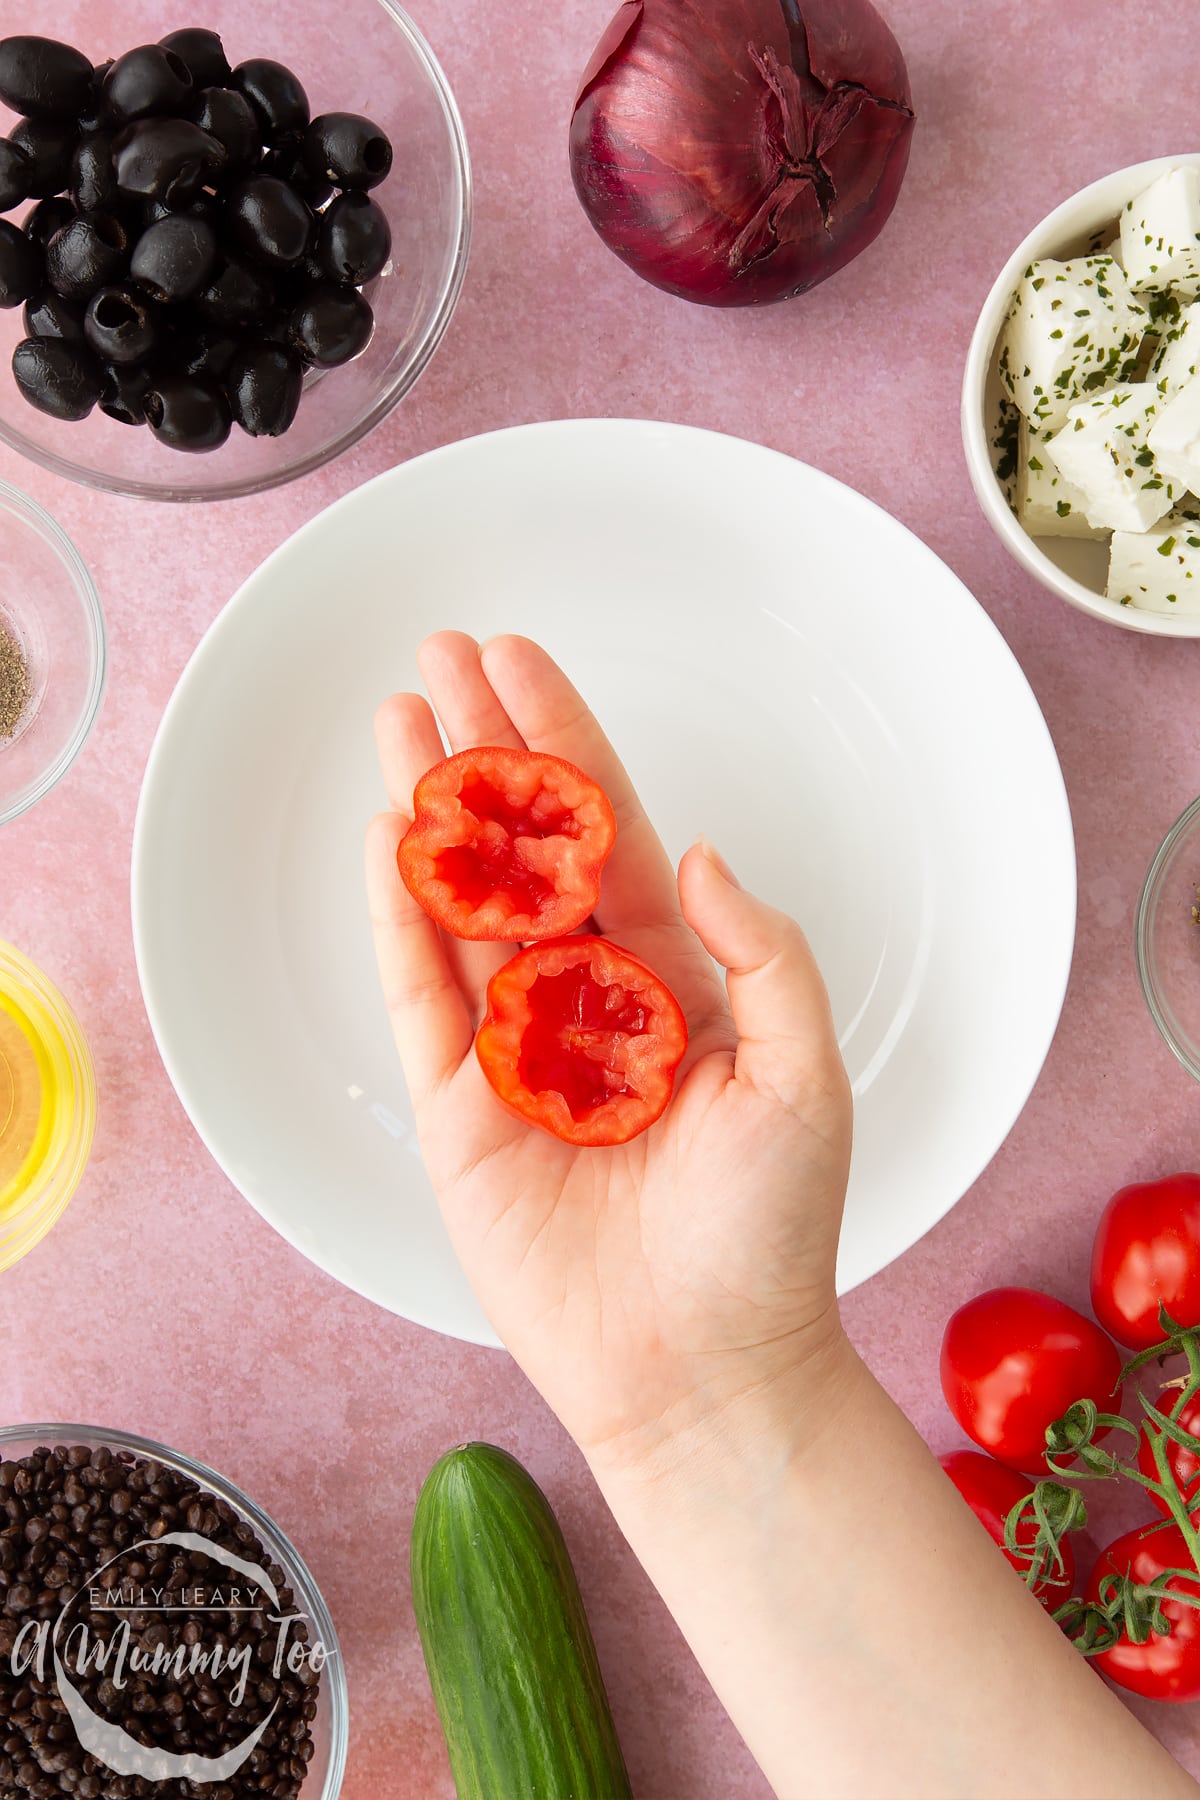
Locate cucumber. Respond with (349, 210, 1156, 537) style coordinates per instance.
(410, 1441, 633, 1800)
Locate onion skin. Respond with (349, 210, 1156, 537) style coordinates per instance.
(569, 0, 916, 307)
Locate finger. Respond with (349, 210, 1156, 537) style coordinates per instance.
(418, 630, 525, 752)
(365, 811, 473, 1105)
(374, 693, 510, 1010)
(678, 838, 852, 1120)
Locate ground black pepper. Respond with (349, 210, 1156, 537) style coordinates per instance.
(0, 1446, 321, 1798)
(0, 624, 29, 739)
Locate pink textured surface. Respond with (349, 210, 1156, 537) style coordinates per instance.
(1, 0, 1199, 1792)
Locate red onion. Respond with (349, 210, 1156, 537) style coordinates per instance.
(569, 0, 915, 307)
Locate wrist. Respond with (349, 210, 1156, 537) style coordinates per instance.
(583, 1310, 865, 1518)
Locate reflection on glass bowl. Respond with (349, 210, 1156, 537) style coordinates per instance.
(1136, 794, 1200, 1082)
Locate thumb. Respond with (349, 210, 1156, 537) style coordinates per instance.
(678, 838, 849, 1113)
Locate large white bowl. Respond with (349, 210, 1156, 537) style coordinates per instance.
(133, 420, 1076, 1347)
(962, 153, 1200, 637)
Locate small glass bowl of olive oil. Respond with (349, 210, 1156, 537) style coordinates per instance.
(0, 941, 96, 1269)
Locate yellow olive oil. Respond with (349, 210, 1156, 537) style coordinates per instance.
(0, 985, 55, 1217)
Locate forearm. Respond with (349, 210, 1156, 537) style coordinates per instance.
(588, 1333, 1197, 1800)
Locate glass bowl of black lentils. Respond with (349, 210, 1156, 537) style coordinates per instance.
(0, 6, 470, 501)
(0, 1425, 348, 1798)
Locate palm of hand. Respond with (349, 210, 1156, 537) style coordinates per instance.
(367, 633, 851, 1461)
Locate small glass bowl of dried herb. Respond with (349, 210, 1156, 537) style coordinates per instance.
(0, 1424, 348, 1798)
(0, 479, 105, 827)
(1136, 792, 1200, 1082)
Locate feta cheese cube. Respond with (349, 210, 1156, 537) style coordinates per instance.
(1150, 299, 1200, 397)
(1015, 419, 1106, 538)
(1120, 166, 1200, 297)
(1043, 384, 1184, 532)
(1147, 371, 1200, 496)
(1107, 510, 1200, 614)
(997, 257, 1145, 432)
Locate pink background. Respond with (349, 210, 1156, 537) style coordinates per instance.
(2, 0, 1200, 1791)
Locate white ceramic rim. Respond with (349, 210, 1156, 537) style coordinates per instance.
(961, 152, 1200, 638)
(0, 1420, 348, 1798)
(0, 0, 473, 504)
(1135, 791, 1200, 1081)
(0, 478, 107, 826)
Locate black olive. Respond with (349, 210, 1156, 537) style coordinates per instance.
(130, 214, 217, 303)
(288, 283, 373, 367)
(0, 139, 33, 211)
(76, 61, 113, 134)
(98, 359, 154, 425)
(143, 373, 230, 450)
(226, 342, 303, 436)
(191, 87, 260, 178)
(317, 192, 391, 285)
(166, 319, 239, 380)
(44, 212, 129, 301)
(159, 29, 230, 91)
(102, 44, 193, 124)
(0, 36, 93, 120)
(0, 220, 40, 307)
(195, 254, 274, 328)
(69, 131, 118, 214)
(142, 193, 218, 231)
(23, 288, 84, 342)
(24, 196, 74, 250)
(259, 130, 332, 209)
(230, 59, 309, 139)
(12, 335, 101, 419)
(226, 176, 313, 268)
(113, 118, 225, 206)
(9, 117, 76, 199)
(303, 113, 393, 192)
(84, 283, 158, 365)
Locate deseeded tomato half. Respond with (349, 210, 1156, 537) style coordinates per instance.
(398, 747, 617, 941)
(475, 936, 688, 1146)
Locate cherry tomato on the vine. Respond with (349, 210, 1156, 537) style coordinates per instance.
(939, 1450, 1075, 1610)
(940, 1286, 1122, 1473)
(1090, 1173, 1200, 1350)
(1086, 1522, 1200, 1703)
(1137, 1392, 1200, 1526)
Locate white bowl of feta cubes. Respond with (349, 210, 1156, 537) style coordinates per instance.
(963, 155, 1200, 636)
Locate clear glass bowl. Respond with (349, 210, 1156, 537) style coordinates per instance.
(0, 940, 97, 1269)
(0, 481, 105, 824)
(0, 2, 470, 501)
(1136, 794, 1200, 1080)
(0, 1423, 348, 1796)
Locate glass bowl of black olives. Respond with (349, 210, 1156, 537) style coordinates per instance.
(0, 8, 470, 499)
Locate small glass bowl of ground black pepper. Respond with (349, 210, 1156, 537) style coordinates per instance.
(0, 1425, 347, 1799)
(1136, 794, 1200, 1082)
(0, 480, 105, 827)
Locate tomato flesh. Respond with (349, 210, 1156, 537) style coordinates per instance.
(476, 937, 687, 1146)
(518, 966, 649, 1121)
(1087, 1523, 1200, 1702)
(398, 748, 616, 942)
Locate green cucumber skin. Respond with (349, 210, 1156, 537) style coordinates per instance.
(411, 1442, 634, 1800)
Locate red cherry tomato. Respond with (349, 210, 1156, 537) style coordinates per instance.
(1090, 1173, 1200, 1349)
(1137, 1392, 1200, 1526)
(398, 747, 617, 941)
(940, 1287, 1122, 1473)
(1086, 1522, 1200, 1702)
(939, 1450, 1075, 1609)
(475, 935, 687, 1146)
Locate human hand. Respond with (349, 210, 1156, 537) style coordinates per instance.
(366, 632, 853, 1478)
